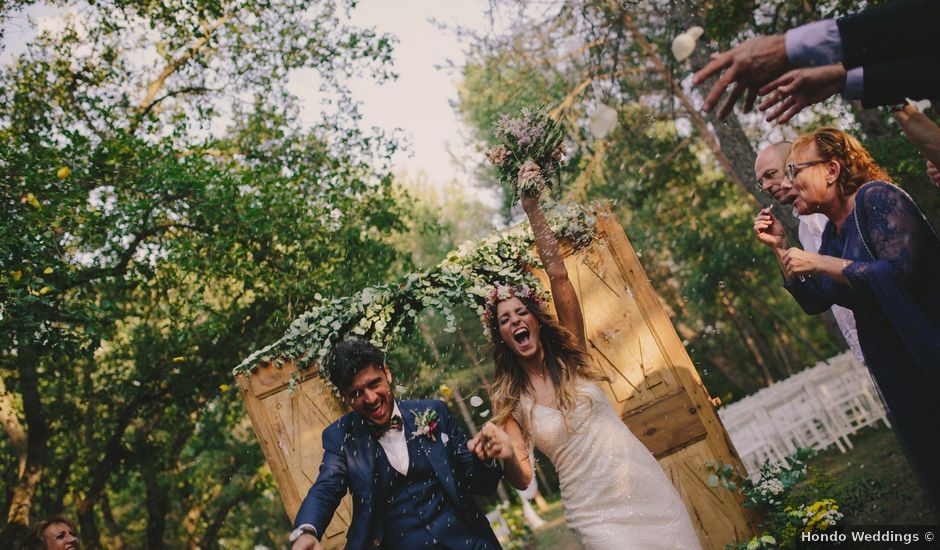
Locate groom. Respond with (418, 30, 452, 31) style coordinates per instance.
(289, 339, 503, 550)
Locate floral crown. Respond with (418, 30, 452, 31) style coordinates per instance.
(480, 282, 545, 341)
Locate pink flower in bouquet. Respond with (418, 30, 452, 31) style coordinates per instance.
(517, 160, 544, 190)
(486, 144, 509, 166)
(551, 143, 567, 162)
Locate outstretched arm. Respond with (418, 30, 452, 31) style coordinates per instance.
(292, 426, 348, 548)
(892, 103, 940, 170)
(520, 196, 586, 351)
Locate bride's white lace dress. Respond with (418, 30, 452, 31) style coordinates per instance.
(520, 381, 702, 549)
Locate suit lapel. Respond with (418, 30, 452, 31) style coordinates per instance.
(347, 413, 380, 498)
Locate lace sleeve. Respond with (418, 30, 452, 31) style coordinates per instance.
(843, 182, 936, 287)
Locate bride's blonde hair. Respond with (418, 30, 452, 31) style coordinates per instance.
(486, 290, 607, 441)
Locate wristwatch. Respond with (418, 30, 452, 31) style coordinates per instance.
(289, 524, 318, 543)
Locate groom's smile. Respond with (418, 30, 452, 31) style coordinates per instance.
(344, 363, 395, 426)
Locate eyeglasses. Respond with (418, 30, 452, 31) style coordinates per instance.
(785, 160, 827, 182)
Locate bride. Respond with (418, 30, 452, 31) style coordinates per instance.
(468, 195, 702, 550)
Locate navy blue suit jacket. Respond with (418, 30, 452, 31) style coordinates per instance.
(293, 399, 502, 549)
(836, 0, 940, 107)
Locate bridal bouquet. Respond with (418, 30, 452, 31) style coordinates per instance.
(486, 106, 567, 201)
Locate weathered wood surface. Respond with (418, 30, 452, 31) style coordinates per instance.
(236, 363, 353, 549)
(236, 206, 756, 549)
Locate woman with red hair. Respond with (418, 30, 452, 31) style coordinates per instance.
(754, 127, 940, 512)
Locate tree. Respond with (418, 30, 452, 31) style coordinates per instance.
(0, 1, 411, 546)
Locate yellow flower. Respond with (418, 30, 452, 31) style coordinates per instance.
(23, 193, 41, 209)
(439, 384, 453, 400)
(43, 267, 53, 275)
(172, 356, 185, 363)
(219, 383, 230, 392)
(57, 166, 71, 180)
(38, 286, 52, 295)
(11, 270, 22, 281)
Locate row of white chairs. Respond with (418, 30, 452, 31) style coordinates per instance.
(718, 351, 891, 479)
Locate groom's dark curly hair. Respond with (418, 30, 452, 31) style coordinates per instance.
(326, 339, 386, 391)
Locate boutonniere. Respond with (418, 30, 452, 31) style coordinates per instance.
(411, 408, 440, 442)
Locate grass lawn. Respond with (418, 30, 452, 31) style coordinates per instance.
(801, 424, 939, 525)
(529, 424, 938, 549)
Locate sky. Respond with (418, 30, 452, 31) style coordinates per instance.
(345, 0, 494, 189)
(2, 1, 500, 204)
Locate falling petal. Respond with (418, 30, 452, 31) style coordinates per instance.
(589, 103, 618, 139)
(671, 32, 695, 62)
(912, 98, 932, 112)
(469, 395, 484, 407)
(480, 409, 490, 418)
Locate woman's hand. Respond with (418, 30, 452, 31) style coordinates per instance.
(782, 248, 820, 277)
(520, 194, 539, 214)
(468, 422, 514, 461)
(753, 207, 788, 249)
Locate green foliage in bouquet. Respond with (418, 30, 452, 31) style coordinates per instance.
(486, 106, 567, 201)
(706, 449, 844, 549)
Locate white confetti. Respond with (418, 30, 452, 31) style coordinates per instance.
(671, 26, 704, 62)
(469, 395, 484, 407)
(589, 103, 618, 139)
(480, 409, 490, 418)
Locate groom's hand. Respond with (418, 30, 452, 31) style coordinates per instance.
(291, 533, 322, 550)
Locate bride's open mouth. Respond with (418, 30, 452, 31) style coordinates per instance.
(513, 327, 532, 349)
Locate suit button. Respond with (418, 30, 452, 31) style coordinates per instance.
(373, 538, 381, 546)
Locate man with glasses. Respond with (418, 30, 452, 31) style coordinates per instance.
(289, 339, 502, 550)
(753, 142, 864, 364)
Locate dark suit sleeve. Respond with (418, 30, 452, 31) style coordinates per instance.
(293, 423, 349, 535)
(860, 54, 940, 107)
(838, 0, 940, 69)
(437, 401, 502, 496)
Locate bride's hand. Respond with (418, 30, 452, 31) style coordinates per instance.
(520, 194, 539, 214)
(478, 422, 515, 461)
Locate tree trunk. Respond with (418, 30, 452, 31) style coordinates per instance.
(0, 374, 27, 478)
(3, 337, 47, 543)
(720, 290, 774, 386)
(142, 453, 168, 550)
(633, 3, 800, 238)
(199, 480, 251, 550)
(101, 494, 126, 550)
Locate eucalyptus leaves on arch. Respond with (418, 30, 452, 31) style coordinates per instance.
(233, 201, 601, 394)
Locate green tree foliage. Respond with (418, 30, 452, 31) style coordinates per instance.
(0, 1, 411, 547)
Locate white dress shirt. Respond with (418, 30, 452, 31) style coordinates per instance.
(378, 402, 410, 476)
(796, 212, 866, 363)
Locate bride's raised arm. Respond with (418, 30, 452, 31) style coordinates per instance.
(520, 195, 587, 352)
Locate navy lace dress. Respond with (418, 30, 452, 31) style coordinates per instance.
(784, 181, 940, 512)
